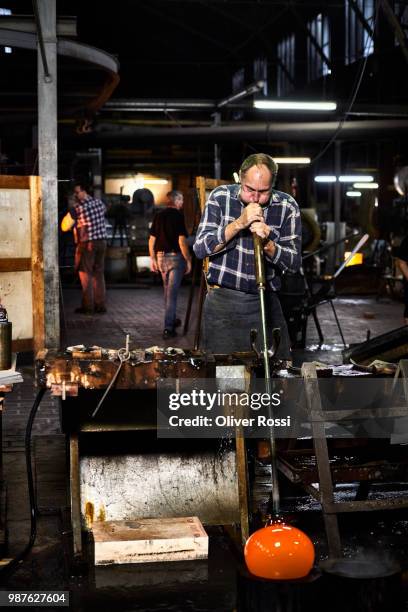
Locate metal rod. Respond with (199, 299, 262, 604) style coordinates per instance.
(194, 270, 207, 350)
(333, 233, 369, 278)
(302, 232, 361, 261)
(91, 334, 131, 418)
(217, 80, 265, 108)
(329, 300, 346, 347)
(183, 256, 198, 335)
(32, 0, 52, 82)
(334, 141, 341, 266)
(253, 234, 280, 516)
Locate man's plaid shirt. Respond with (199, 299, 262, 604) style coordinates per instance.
(193, 184, 301, 293)
(72, 195, 107, 242)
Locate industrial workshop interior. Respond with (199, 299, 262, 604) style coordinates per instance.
(3, 0, 408, 610)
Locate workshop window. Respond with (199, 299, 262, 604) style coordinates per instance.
(345, 0, 375, 65)
(253, 56, 268, 96)
(308, 13, 331, 81)
(232, 67, 245, 120)
(277, 34, 295, 97)
(0, 7, 12, 54)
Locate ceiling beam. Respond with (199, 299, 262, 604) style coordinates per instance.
(348, 0, 374, 39)
(0, 14, 77, 36)
(225, 7, 288, 58)
(0, 29, 119, 73)
(289, 6, 332, 68)
(380, 0, 408, 68)
(197, 0, 259, 34)
(137, 1, 234, 55)
(133, 1, 345, 6)
(82, 119, 408, 142)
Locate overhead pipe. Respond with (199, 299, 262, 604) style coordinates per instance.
(103, 83, 265, 112)
(32, 0, 52, 82)
(88, 119, 408, 142)
(104, 98, 216, 111)
(99, 99, 408, 117)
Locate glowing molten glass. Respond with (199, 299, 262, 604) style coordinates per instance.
(244, 520, 315, 580)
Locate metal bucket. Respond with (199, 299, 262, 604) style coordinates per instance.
(319, 557, 402, 612)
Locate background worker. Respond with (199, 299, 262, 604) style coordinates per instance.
(396, 236, 408, 324)
(149, 190, 192, 339)
(61, 182, 107, 315)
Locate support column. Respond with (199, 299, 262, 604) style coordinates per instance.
(90, 148, 103, 199)
(213, 112, 221, 179)
(334, 141, 342, 267)
(37, 0, 60, 348)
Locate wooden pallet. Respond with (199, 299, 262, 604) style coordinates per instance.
(92, 516, 208, 566)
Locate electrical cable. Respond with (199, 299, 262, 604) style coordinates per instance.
(91, 334, 131, 418)
(311, 0, 381, 165)
(246, 3, 382, 165)
(0, 388, 46, 581)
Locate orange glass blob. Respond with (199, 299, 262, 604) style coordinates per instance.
(244, 520, 315, 580)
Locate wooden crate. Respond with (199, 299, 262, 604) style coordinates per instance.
(92, 516, 208, 566)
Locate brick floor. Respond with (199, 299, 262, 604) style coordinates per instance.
(62, 283, 404, 354)
(62, 283, 197, 349)
(3, 285, 403, 442)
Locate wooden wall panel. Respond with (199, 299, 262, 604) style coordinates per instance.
(0, 189, 31, 258)
(30, 176, 45, 353)
(195, 177, 228, 213)
(0, 271, 34, 339)
(0, 176, 44, 354)
(195, 177, 228, 277)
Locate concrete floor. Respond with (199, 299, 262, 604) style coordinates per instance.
(1, 283, 407, 610)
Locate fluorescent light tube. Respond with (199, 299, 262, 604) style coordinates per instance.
(339, 175, 374, 182)
(254, 100, 336, 111)
(273, 157, 311, 164)
(314, 176, 337, 183)
(353, 182, 379, 189)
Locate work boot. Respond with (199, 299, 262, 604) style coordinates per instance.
(74, 307, 93, 315)
(95, 306, 107, 314)
(163, 329, 177, 339)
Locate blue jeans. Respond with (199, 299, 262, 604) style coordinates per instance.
(157, 253, 186, 330)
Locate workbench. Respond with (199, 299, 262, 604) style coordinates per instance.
(36, 347, 262, 561)
(35, 348, 408, 563)
(0, 386, 10, 557)
(0, 358, 23, 557)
